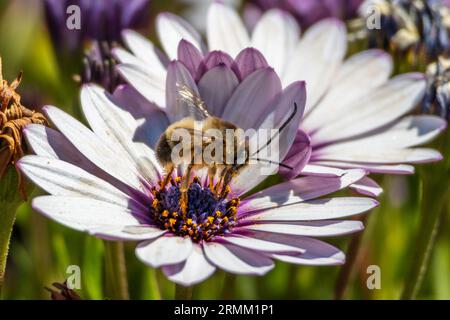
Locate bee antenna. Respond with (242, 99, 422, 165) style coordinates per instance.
(250, 157, 294, 170)
(250, 102, 298, 157)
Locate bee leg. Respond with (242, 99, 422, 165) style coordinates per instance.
(160, 164, 174, 189)
(214, 167, 226, 196)
(219, 169, 234, 200)
(180, 164, 193, 216)
(207, 167, 217, 190)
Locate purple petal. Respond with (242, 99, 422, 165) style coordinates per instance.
(222, 67, 282, 130)
(166, 61, 199, 122)
(177, 39, 205, 82)
(232, 47, 269, 80)
(198, 65, 239, 117)
(279, 129, 312, 180)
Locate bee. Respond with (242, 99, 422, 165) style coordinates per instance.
(155, 84, 296, 214)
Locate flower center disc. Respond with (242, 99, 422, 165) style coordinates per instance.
(150, 177, 239, 242)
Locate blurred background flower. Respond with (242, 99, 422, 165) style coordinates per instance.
(244, 0, 363, 30)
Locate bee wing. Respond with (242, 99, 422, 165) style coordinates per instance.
(176, 83, 211, 120)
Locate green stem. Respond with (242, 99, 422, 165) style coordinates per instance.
(104, 241, 129, 300)
(146, 268, 161, 300)
(175, 284, 193, 300)
(221, 273, 236, 299)
(0, 201, 19, 297)
(334, 215, 369, 300)
(401, 132, 450, 300)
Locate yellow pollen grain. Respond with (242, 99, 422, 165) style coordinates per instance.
(175, 176, 181, 183)
(222, 216, 229, 223)
(187, 218, 193, 225)
(152, 199, 159, 207)
(207, 216, 214, 223)
(162, 210, 169, 217)
(169, 218, 176, 226)
(215, 211, 222, 217)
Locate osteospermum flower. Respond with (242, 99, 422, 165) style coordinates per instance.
(19, 82, 377, 285)
(115, 2, 447, 196)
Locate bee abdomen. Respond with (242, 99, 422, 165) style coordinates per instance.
(156, 133, 173, 166)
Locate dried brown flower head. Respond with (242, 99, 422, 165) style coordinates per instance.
(0, 57, 47, 196)
(45, 281, 82, 300)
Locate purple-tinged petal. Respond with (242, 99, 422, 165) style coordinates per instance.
(198, 65, 239, 117)
(162, 244, 216, 286)
(349, 177, 383, 197)
(221, 234, 304, 253)
(279, 129, 311, 180)
(177, 39, 205, 82)
(136, 236, 193, 268)
(203, 241, 274, 275)
(166, 61, 200, 122)
(232, 47, 269, 80)
(240, 231, 346, 265)
(222, 67, 282, 130)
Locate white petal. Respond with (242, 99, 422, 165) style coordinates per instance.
(242, 197, 378, 221)
(239, 220, 364, 237)
(32, 196, 147, 234)
(156, 13, 203, 60)
(301, 164, 346, 177)
(207, 2, 250, 58)
(251, 9, 299, 76)
(316, 115, 447, 154)
(17, 156, 141, 209)
(203, 241, 274, 275)
(121, 29, 166, 75)
(222, 235, 304, 253)
(112, 48, 153, 75)
(315, 147, 442, 164)
(116, 63, 166, 107)
(44, 105, 145, 191)
(283, 19, 347, 110)
(81, 85, 161, 183)
(311, 73, 427, 144)
(136, 236, 193, 268)
(241, 169, 366, 212)
(244, 232, 346, 265)
(91, 225, 167, 241)
(162, 244, 216, 286)
(349, 177, 383, 197)
(304, 50, 393, 132)
(311, 161, 415, 175)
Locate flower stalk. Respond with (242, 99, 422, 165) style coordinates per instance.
(401, 130, 450, 299)
(104, 241, 130, 300)
(175, 284, 194, 300)
(0, 169, 22, 297)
